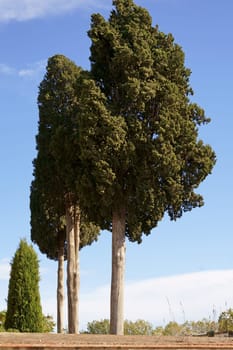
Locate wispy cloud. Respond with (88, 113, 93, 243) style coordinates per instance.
(77, 270, 233, 328)
(18, 60, 46, 79)
(0, 60, 46, 80)
(0, 0, 110, 23)
(0, 63, 15, 75)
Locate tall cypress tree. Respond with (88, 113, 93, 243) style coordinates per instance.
(33, 54, 82, 334)
(5, 239, 44, 332)
(32, 54, 100, 333)
(77, 0, 216, 334)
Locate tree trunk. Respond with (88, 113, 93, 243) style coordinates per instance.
(66, 194, 80, 334)
(57, 234, 64, 333)
(110, 207, 126, 335)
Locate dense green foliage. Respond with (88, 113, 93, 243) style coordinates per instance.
(34, 54, 80, 201)
(77, 0, 216, 242)
(31, 54, 101, 333)
(31, 54, 80, 260)
(31, 54, 100, 260)
(30, 177, 100, 260)
(79, 1, 215, 332)
(5, 240, 44, 332)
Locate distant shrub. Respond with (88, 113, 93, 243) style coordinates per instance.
(218, 309, 233, 333)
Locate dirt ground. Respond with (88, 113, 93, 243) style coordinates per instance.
(1, 333, 233, 349)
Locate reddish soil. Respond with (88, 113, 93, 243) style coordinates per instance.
(1, 334, 233, 349)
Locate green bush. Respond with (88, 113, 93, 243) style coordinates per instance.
(218, 309, 233, 333)
(84, 319, 110, 334)
(0, 310, 6, 332)
(83, 319, 154, 335)
(124, 319, 154, 335)
(42, 315, 55, 332)
(5, 239, 44, 332)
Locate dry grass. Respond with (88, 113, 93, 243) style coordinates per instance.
(1, 333, 233, 349)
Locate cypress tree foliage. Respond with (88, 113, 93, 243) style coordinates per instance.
(77, 0, 216, 334)
(33, 54, 80, 333)
(31, 54, 100, 333)
(5, 239, 44, 332)
(30, 178, 66, 333)
(30, 178, 100, 333)
(34, 54, 82, 334)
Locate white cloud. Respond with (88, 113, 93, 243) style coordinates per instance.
(0, 0, 110, 22)
(0, 63, 15, 75)
(18, 60, 46, 79)
(76, 270, 233, 329)
(0, 60, 46, 80)
(0, 259, 10, 280)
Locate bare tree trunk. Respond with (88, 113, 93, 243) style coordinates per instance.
(110, 207, 126, 335)
(57, 234, 64, 333)
(66, 194, 80, 334)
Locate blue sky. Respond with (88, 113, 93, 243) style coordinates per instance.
(0, 0, 233, 330)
